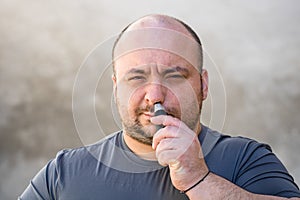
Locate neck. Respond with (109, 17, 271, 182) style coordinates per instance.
(123, 123, 202, 160)
(123, 133, 157, 160)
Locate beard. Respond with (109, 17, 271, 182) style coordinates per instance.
(117, 101, 202, 146)
(123, 118, 154, 145)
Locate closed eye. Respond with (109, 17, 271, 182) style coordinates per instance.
(163, 66, 189, 80)
(127, 75, 146, 81)
(165, 73, 186, 79)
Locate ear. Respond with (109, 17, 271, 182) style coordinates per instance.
(201, 69, 209, 100)
(112, 74, 117, 103)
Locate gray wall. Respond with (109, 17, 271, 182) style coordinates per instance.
(0, 0, 299, 199)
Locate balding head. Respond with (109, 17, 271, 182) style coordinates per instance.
(126, 14, 195, 39)
(112, 14, 203, 75)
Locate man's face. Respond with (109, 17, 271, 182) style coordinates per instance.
(113, 47, 206, 145)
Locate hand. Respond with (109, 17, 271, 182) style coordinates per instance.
(151, 115, 209, 191)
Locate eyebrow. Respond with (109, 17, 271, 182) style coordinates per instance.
(126, 68, 147, 75)
(125, 66, 189, 76)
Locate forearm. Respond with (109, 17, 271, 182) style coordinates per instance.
(186, 172, 300, 200)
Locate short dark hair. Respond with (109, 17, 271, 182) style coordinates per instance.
(112, 15, 203, 75)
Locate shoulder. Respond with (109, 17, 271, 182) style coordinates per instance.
(20, 132, 123, 199)
(202, 126, 272, 159)
(203, 127, 276, 180)
(219, 135, 271, 153)
(59, 131, 121, 154)
(52, 131, 122, 168)
(213, 131, 275, 168)
(204, 128, 300, 197)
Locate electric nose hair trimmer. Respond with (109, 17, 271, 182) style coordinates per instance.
(154, 103, 166, 130)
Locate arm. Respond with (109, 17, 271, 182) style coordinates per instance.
(186, 172, 300, 200)
(19, 163, 53, 200)
(151, 115, 300, 200)
(18, 150, 65, 200)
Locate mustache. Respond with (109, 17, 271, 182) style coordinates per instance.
(135, 105, 179, 118)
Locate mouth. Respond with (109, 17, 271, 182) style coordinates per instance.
(136, 106, 179, 120)
(140, 112, 154, 121)
(141, 111, 176, 119)
(142, 111, 154, 117)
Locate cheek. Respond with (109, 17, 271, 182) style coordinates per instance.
(116, 83, 145, 109)
(172, 85, 201, 121)
(169, 81, 201, 104)
(164, 89, 180, 108)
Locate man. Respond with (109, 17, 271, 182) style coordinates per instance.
(19, 14, 300, 199)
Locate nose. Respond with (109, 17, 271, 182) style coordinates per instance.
(144, 83, 165, 106)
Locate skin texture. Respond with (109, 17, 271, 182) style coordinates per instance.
(112, 14, 300, 200)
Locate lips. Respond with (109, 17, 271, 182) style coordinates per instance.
(141, 112, 154, 121)
(142, 111, 176, 119)
(136, 107, 178, 119)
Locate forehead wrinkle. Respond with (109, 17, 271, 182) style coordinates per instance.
(126, 68, 147, 75)
(122, 64, 154, 77)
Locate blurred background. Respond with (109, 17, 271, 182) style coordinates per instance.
(1, 0, 299, 199)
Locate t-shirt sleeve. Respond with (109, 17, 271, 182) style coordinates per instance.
(234, 139, 300, 198)
(18, 150, 66, 200)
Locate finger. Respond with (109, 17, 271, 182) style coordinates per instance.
(155, 137, 189, 163)
(151, 115, 192, 136)
(155, 137, 178, 153)
(150, 115, 181, 127)
(152, 123, 196, 150)
(152, 126, 180, 150)
(156, 149, 179, 167)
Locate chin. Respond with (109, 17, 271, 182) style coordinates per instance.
(142, 125, 158, 137)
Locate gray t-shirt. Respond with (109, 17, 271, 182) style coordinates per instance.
(19, 125, 300, 199)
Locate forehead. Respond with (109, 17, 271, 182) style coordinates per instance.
(114, 28, 200, 63)
(114, 49, 199, 77)
(113, 28, 201, 77)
